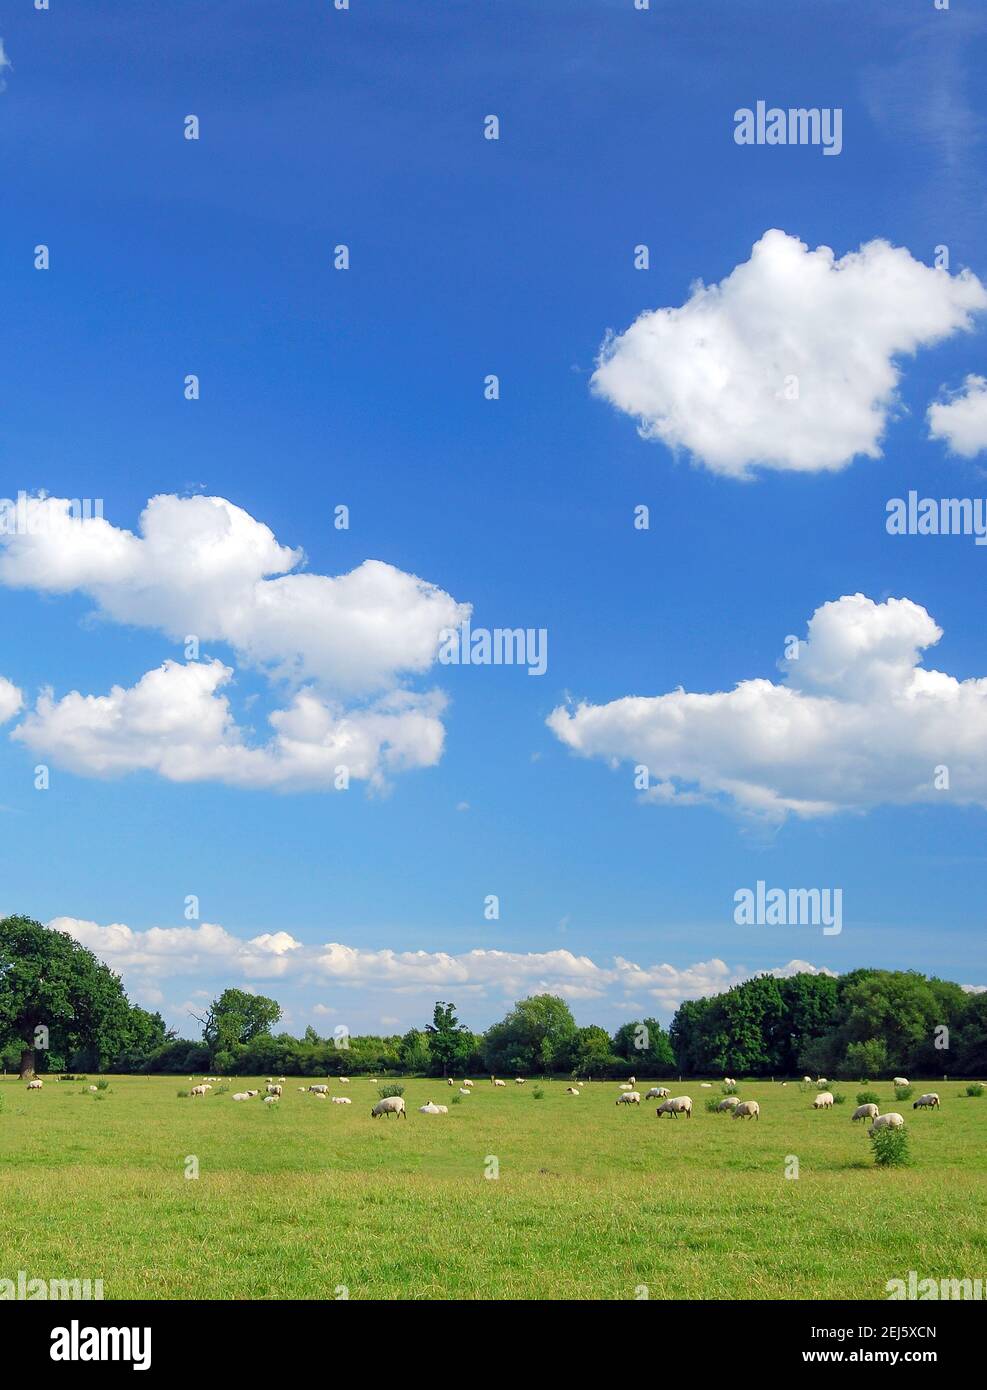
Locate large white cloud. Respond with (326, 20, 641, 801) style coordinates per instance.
(591, 230, 987, 477)
(0, 494, 469, 791)
(13, 659, 447, 790)
(928, 373, 987, 457)
(548, 593, 987, 821)
(50, 914, 832, 1016)
(0, 494, 469, 695)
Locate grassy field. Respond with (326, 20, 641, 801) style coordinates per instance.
(1, 1074, 985, 1300)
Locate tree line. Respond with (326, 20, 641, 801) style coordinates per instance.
(2, 915, 985, 1079)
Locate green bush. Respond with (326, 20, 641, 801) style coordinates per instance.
(831, 1092, 846, 1105)
(177, 1089, 189, 1098)
(871, 1124, 910, 1167)
(96, 1079, 110, 1091)
(894, 1085, 913, 1102)
(450, 1094, 462, 1104)
(705, 1097, 722, 1113)
(378, 1083, 405, 1099)
(721, 1084, 737, 1096)
(966, 1082, 983, 1098)
(531, 1087, 545, 1099)
(856, 1090, 880, 1106)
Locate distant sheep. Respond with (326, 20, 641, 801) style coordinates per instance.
(371, 1096, 407, 1119)
(331, 1097, 351, 1104)
(723, 1077, 737, 1087)
(813, 1092, 834, 1109)
(190, 1084, 209, 1097)
(645, 1087, 670, 1100)
(802, 1075, 812, 1084)
(493, 1079, 506, 1088)
(232, 1092, 252, 1101)
(459, 1088, 471, 1096)
(892, 1077, 909, 1088)
(313, 1092, 327, 1099)
(869, 1112, 904, 1136)
(852, 1103, 879, 1122)
(263, 1095, 279, 1105)
(447, 1078, 454, 1086)
(266, 1084, 283, 1097)
(733, 1100, 759, 1120)
(700, 1082, 713, 1088)
(26, 1079, 43, 1090)
(656, 1096, 693, 1119)
(615, 1091, 641, 1105)
(338, 1078, 350, 1084)
(419, 1101, 449, 1114)
(309, 1084, 329, 1094)
(913, 1093, 940, 1110)
(815, 1078, 828, 1087)
(462, 1080, 474, 1088)
(566, 1087, 580, 1095)
(717, 1097, 741, 1112)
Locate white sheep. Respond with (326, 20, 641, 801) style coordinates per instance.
(645, 1087, 670, 1100)
(816, 1078, 828, 1087)
(566, 1086, 580, 1095)
(462, 1080, 474, 1088)
(616, 1091, 641, 1105)
(419, 1100, 449, 1114)
(371, 1096, 406, 1119)
(309, 1084, 329, 1094)
(190, 1084, 209, 1097)
(892, 1077, 909, 1088)
(263, 1095, 279, 1105)
(802, 1075, 812, 1084)
(87, 1085, 98, 1093)
(313, 1091, 327, 1099)
(733, 1100, 759, 1120)
(447, 1078, 454, 1086)
(515, 1078, 525, 1085)
(619, 1083, 634, 1091)
(656, 1096, 693, 1119)
(851, 1103, 879, 1122)
(717, 1096, 741, 1112)
(627, 1076, 636, 1086)
(913, 1093, 940, 1110)
(266, 1084, 283, 1097)
(26, 1079, 43, 1090)
(331, 1096, 351, 1104)
(232, 1092, 252, 1101)
(724, 1077, 737, 1087)
(869, 1112, 905, 1136)
(493, 1079, 506, 1088)
(459, 1088, 471, 1096)
(245, 1089, 260, 1097)
(700, 1082, 713, 1088)
(812, 1091, 835, 1109)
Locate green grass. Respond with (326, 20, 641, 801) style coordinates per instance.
(1, 1075, 985, 1300)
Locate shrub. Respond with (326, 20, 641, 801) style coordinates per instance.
(966, 1082, 984, 1098)
(871, 1124, 910, 1167)
(705, 1097, 721, 1113)
(177, 1089, 189, 1099)
(831, 1092, 846, 1105)
(450, 1094, 462, 1104)
(721, 1084, 737, 1096)
(856, 1090, 880, 1106)
(96, 1079, 110, 1091)
(378, 1083, 404, 1099)
(532, 1087, 545, 1099)
(215, 1085, 228, 1095)
(894, 1085, 913, 1102)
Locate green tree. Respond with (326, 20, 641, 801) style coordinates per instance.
(482, 995, 577, 1074)
(200, 988, 282, 1059)
(399, 1028, 432, 1074)
(0, 915, 132, 1077)
(612, 1018, 676, 1074)
(425, 1001, 472, 1076)
(844, 1038, 889, 1079)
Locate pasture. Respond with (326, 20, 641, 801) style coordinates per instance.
(1, 1075, 985, 1300)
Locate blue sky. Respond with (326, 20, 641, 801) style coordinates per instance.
(2, 0, 986, 1039)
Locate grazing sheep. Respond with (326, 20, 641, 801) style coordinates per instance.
(309, 1084, 329, 1094)
(717, 1096, 742, 1112)
(277, 1076, 286, 1083)
(619, 1083, 634, 1091)
(724, 1077, 737, 1087)
(813, 1091, 835, 1109)
(802, 1075, 812, 1084)
(616, 1091, 642, 1105)
(869, 1112, 905, 1136)
(459, 1088, 471, 1096)
(627, 1077, 636, 1086)
(816, 1078, 828, 1087)
(331, 1097, 351, 1104)
(26, 1079, 43, 1090)
(493, 1079, 506, 1088)
(566, 1087, 580, 1095)
(462, 1080, 474, 1088)
(892, 1077, 909, 1088)
(266, 1084, 283, 1097)
(700, 1082, 712, 1088)
(645, 1087, 670, 1100)
(515, 1078, 525, 1085)
(447, 1078, 454, 1086)
(232, 1092, 252, 1101)
(190, 1084, 210, 1097)
(338, 1077, 350, 1084)
(371, 1096, 407, 1119)
(656, 1096, 693, 1119)
(733, 1100, 760, 1120)
(313, 1091, 327, 1099)
(852, 1103, 879, 1122)
(263, 1095, 279, 1105)
(913, 1093, 940, 1110)
(419, 1101, 449, 1114)
(245, 1089, 260, 1097)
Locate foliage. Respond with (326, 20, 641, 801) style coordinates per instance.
(856, 1090, 880, 1106)
(966, 1082, 983, 1097)
(378, 1083, 404, 1098)
(871, 1124, 910, 1168)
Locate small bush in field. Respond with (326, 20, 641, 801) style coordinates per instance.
(966, 1082, 983, 1098)
(705, 1097, 721, 1113)
(721, 1084, 737, 1095)
(378, 1084, 404, 1099)
(895, 1085, 913, 1102)
(96, 1079, 110, 1091)
(177, 1089, 189, 1099)
(450, 1094, 462, 1104)
(831, 1092, 846, 1105)
(871, 1125, 910, 1167)
(856, 1090, 880, 1106)
(532, 1087, 545, 1099)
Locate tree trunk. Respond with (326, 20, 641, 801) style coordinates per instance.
(19, 1047, 36, 1080)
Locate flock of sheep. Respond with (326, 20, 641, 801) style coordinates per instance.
(21, 1071, 954, 1137)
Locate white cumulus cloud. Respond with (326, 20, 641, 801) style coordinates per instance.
(548, 593, 987, 822)
(591, 229, 987, 477)
(0, 675, 22, 724)
(928, 373, 987, 457)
